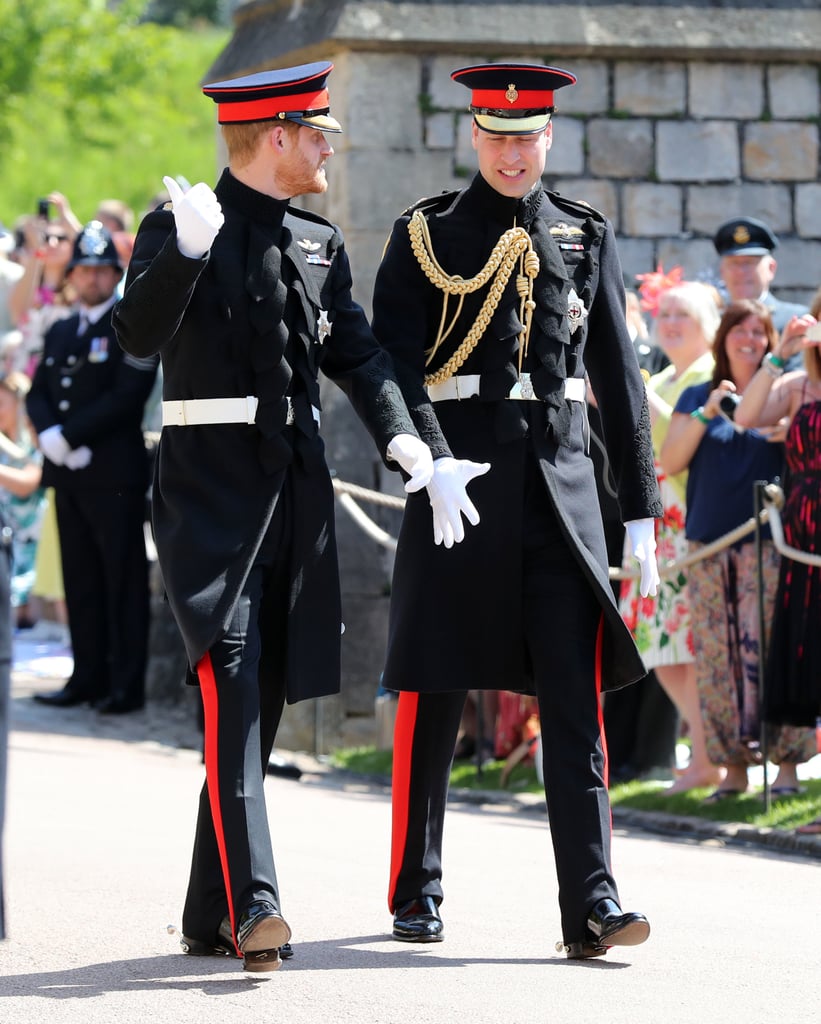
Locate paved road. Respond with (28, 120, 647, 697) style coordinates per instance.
(2, 643, 820, 1023)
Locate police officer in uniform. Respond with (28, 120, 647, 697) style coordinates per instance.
(28, 222, 157, 713)
(371, 64, 663, 959)
(114, 62, 434, 973)
(714, 216, 809, 337)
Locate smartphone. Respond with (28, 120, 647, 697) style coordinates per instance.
(806, 322, 821, 342)
(37, 198, 50, 219)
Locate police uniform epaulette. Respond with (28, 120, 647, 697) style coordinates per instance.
(400, 190, 461, 219)
(547, 190, 606, 224)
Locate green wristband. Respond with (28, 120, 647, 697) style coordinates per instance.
(767, 353, 785, 369)
(690, 407, 710, 425)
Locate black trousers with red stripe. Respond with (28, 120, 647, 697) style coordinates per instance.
(389, 469, 621, 946)
(181, 484, 292, 946)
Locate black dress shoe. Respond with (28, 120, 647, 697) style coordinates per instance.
(237, 900, 292, 973)
(560, 898, 650, 959)
(392, 895, 444, 943)
(181, 916, 236, 957)
(181, 915, 294, 962)
(33, 687, 91, 708)
(95, 697, 144, 714)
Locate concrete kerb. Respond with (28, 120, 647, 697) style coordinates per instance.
(303, 759, 821, 863)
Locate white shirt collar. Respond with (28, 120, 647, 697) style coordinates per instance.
(81, 293, 117, 327)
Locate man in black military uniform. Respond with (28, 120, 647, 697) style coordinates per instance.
(714, 216, 809, 337)
(114, 62, 434, 973)
(372, 63, 663, 959)
(27, 222, 157, 714)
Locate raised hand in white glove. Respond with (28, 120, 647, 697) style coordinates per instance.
(65, 446, 92, 470)
(162, 175, 224, 259)
(386, 433, 434, 492)
(38, 425, 71, 467)
(625, 517, 660, 597)
(426, 456, 491, 548)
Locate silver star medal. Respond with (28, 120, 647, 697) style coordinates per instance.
(317, 310, 332, 345)
(567, 288, 588, 334)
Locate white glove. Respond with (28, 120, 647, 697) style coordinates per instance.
(386, 433, 434, 492)
(38, 425, 71, 467)
(162, 175, 224, 259)
(426, 456, 491, 548)
(625, 518, 660, 598)
(65, 446, 92, 470)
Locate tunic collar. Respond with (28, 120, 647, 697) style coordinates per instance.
(466, 172, 543, 228)
(215, 168, 290, 228)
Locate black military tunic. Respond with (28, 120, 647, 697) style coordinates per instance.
(115, 169, 417, 704)
(373, 173, 662, 697)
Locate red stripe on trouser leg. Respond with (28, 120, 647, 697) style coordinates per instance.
(388, 691, 419, 911)
(594, 614, 611, 810)
(197, 652, 240, 956)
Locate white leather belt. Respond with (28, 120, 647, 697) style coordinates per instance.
(425, 373, 586, 404)
(161, 396, 320, 428)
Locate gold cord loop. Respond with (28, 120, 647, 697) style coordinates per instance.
(407, 210, 539, 386)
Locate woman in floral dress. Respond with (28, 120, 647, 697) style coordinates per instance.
(619, 281, 720, 792)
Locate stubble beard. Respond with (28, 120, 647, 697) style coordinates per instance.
(278, 155, 328, 198)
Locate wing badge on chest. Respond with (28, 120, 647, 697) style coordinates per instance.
(550, 222, 586, 252)
(297, 237, 331, 266)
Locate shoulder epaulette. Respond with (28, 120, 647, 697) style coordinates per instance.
(547, 189, 606, 224)
(400, 189, 461, 219)
(287, 206, 335, 231)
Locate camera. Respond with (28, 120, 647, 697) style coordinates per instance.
(718, 393, 741, 420)
(37, 198, 50, 219)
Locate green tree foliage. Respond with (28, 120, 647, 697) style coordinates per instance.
(1, 0, 229, 227)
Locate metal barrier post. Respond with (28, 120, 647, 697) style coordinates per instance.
(754, 480, 770, 814)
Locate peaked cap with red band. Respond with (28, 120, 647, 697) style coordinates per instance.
(451, 63, 576, 135)
(202, 60, 342, 133)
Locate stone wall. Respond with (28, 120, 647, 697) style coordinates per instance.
(207, 2, 821, 308)
(177, 0, 821, 752)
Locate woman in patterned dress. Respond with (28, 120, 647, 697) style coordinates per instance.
(619, 282, 720, 792)
(661, 301, 817, 801)
(735, 291, 821, 828)
(0, 371, 46, 622)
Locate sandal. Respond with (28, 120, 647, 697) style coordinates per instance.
(795, 817, 821, 836)
(702, 788, 747, 804)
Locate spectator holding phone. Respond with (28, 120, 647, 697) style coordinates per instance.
(8, 194, 79, 375)
(659, 300, 817, 801)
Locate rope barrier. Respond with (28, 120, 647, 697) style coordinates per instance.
(760, 482, 821, 568)
(330, 477, 821, 576)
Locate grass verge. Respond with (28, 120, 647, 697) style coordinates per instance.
(330, 745, 821, 831)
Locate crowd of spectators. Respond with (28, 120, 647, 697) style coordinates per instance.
(0, 188, 164, 714)
(611, 217, 820, 802)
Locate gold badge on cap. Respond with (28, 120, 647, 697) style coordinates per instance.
(505, 83, 518, 104)
(733, 225, 751, 245)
